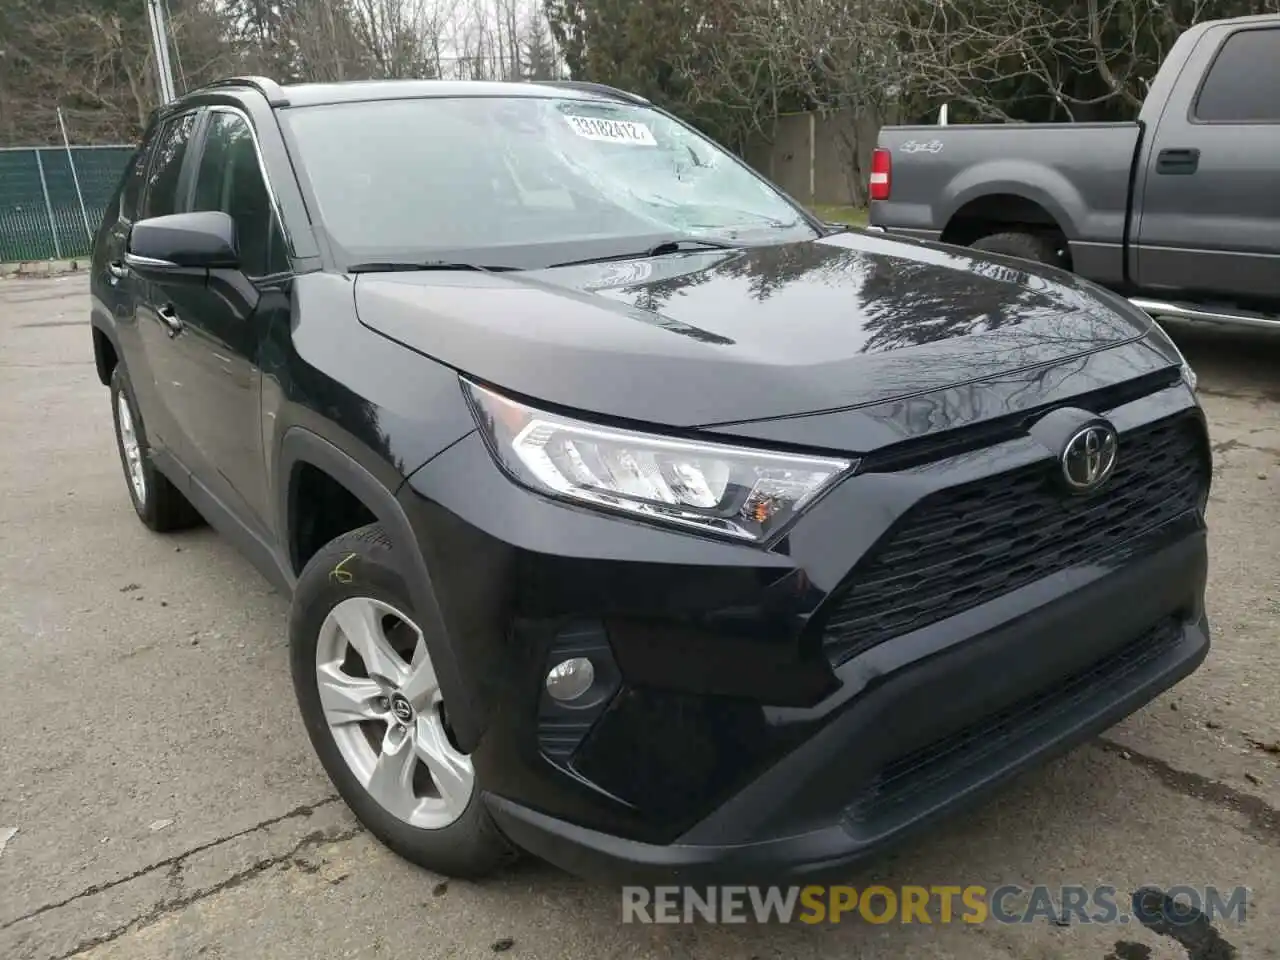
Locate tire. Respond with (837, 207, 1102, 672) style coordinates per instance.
(109, 365, 203, 532)
(289, 523, 517, 878)
(970, 231, 1067, 268)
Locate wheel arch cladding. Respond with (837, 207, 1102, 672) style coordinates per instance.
(92, 322, 120, 386)
(278, 426, 486, 751)
(289, 461, 379, 574)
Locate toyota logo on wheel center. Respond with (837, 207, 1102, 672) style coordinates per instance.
(1061, 424, 1119, 491)
(389, 693, 414, 724)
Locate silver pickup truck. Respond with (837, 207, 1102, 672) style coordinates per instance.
(868, 14, 1280, 329)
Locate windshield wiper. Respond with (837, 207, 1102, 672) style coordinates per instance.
(550, 237, 738, 269)
(646, 237, 739, 256)
(347, 261, 520, 274)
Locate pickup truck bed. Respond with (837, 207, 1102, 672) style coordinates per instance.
(873, 122, 1141, 289)
(869, 14, 1280, 322)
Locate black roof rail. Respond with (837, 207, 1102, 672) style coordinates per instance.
(531, 80, 650, 105)
(192, 76, 289, 107)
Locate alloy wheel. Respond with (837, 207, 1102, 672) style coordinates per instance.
(315, 596, 474, 829)
(116, 392, 147, 504)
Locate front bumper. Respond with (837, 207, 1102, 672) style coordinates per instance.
(485, 536, 1207, 883)
(398, 381, 1210, 882)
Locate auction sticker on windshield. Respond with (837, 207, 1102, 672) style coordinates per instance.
(563, 113, 657, 146)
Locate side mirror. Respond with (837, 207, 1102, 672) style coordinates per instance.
(126, 211, 239, 279)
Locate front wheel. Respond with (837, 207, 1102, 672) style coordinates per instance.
(289, 523, 516, 878)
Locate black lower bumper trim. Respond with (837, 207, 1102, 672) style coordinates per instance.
(485, 613, 1208, 884)
(845, 615, 1184, 826)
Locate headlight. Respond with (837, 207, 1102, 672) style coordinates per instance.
(462, 380, 854, 542)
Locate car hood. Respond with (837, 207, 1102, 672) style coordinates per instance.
(353, 231, 1150, 428)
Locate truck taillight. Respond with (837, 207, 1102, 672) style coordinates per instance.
(869, 148, 891, 202)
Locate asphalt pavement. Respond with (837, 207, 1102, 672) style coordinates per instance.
(1, 274, 1277, 959)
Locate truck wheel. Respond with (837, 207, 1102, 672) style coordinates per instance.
(970, 231, 1066, 268)
(289, 523, 518, 878)
(109, 365, 203, 532)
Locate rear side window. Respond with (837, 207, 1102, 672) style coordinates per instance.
(1195, 28, 1280, 122)
(141, 111, 200, 218)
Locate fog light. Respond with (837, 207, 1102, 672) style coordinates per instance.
(546, 657, 595, 702)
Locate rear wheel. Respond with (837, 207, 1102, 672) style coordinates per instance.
(109, 365, 203, 532)
(289, 524, 516, 878)
(970, 231, 1067, 268)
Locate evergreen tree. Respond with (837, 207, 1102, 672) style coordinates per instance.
(521, 13, 559, 80)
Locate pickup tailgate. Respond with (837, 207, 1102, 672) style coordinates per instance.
(869, 123, 1141, 249)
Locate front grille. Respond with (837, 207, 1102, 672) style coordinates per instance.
(822, 413, 1207, 665)
(843, 617, 1184, 823)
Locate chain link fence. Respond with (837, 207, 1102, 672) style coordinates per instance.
(0, 145, 136, 263)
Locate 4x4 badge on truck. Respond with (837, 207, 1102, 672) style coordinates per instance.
(1061, 424, 1119, 492)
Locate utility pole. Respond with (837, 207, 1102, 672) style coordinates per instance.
(57, 107, 94, 247)
(146, 0, 177, 104)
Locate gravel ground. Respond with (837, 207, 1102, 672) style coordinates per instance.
(1, 275, 1277, 960)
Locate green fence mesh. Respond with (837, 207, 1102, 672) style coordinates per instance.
(0, 146, 136, 262)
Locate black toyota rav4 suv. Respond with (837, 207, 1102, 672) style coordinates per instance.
(91, 76, 1211, 882)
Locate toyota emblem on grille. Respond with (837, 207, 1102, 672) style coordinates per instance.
(1061, 424, 1118, 492)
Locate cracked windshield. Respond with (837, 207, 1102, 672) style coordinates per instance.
(282, 96, 816, 263)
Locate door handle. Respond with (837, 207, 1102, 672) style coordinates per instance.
(1156, 148, 1200, 175)
(107, 260, 127, 280)
(157, 304, 184, 337)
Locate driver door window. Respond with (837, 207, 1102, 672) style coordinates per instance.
(140, 111, 200, 219)
(191, 111, 289, 277)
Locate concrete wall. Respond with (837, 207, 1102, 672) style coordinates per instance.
(742, 107, 892, 207)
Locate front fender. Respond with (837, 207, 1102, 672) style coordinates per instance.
(276, 426, 486, 752)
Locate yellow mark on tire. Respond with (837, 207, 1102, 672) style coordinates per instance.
(330, 552, 357, 584)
